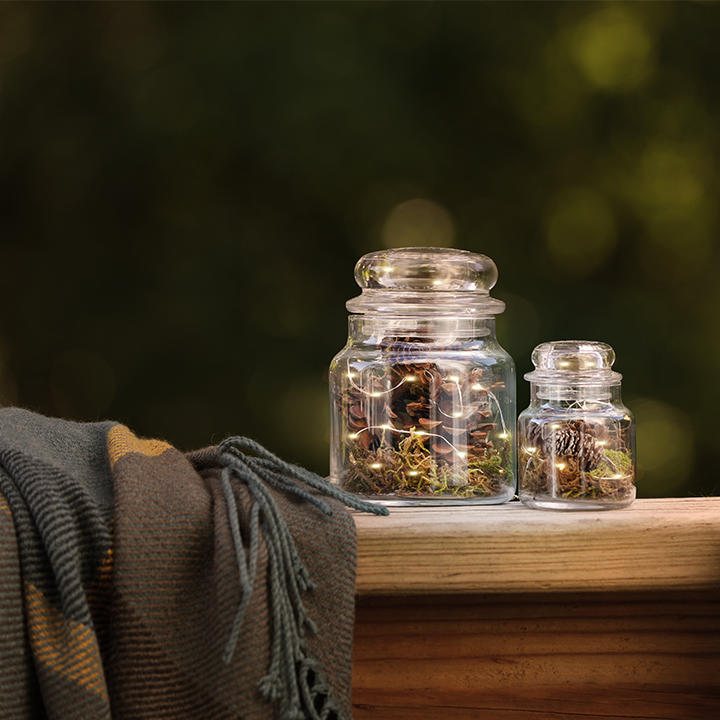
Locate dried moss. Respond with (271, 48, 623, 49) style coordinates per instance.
(342, 434, 511, 498)
(520, 445, 634, 501)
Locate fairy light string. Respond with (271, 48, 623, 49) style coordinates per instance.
(345, 361, 511, 460)
(349, 424, 468, 460)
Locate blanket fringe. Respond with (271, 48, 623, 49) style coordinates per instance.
(217, 437, 387, 720)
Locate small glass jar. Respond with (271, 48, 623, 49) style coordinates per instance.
(518, 341, 636, 510)
(329, 247, 516, 506)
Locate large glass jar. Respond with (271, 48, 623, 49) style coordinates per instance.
(329, 247, 516, 506)
(518, 341, 636, 510)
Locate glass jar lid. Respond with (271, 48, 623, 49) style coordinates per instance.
(524, 340, 622, 386)
(346, 247, 506, 315)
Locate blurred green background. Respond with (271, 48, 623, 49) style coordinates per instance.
(0, 1, 716, 497)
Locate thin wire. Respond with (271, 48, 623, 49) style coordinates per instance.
(351, 424, 467, 460)
(345, 359, 408, 397)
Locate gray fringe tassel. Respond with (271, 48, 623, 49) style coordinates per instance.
(217, 436, 388, 720)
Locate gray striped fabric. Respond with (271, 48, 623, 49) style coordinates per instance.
(0, 408, 358, 720)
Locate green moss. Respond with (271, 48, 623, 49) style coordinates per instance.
(342, 434, 511, 498)
(520, 446, 635, 501)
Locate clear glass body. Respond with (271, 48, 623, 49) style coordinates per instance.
(329, 248, 516, 506)
(518, 341, 636, 511)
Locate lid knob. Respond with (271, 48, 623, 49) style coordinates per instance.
(355, 247, 498, 292)
(347, 247, 505, 315)
(526, 341, 622, 386)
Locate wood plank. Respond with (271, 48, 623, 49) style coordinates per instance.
(352, 591, 720, 719)
(354, 497, 720, 595)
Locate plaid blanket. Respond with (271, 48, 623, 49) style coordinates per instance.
(0, 408, 385, 720)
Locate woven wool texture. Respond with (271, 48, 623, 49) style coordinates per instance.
(0, 408, 359, 720)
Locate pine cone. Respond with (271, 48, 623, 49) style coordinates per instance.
(338, 385, 387, 451)
(347, 336, 503, 465)
(526, 419, 604, 471)
(381, 336, 437, 384)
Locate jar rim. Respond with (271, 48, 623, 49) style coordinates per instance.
(524, 370, 623, 387)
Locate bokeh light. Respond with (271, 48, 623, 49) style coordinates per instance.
(0, 1, 717, 498)
(633, 398, 694, 497)
(545, 188, 617, 274)
(381, 199, 455, 249)
(569, 5, 655, 92)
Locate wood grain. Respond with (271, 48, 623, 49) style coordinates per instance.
(354, 498, 720, 595)
(351, 499, 720, 718)
(352, 591, 720, 719)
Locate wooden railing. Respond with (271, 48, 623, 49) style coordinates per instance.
(351, 498, 720, 720)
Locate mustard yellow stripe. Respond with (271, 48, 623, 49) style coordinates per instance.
(25, 582, 107, 699)
(0, 492, 11, 517)
(107, 424, 172, 469)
